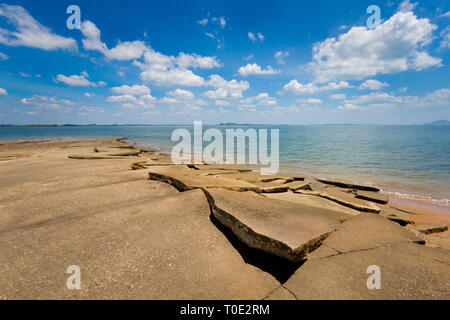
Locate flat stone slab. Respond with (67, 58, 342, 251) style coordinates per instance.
(286, 181, 309, 191)
(294, 189, 322, 196)
(312, 212, 424, 256)
(380, 208, 414, 226)
(148, 166, 260, 192)
(148, 167, 292, 193)
(356, 190, 389, 204)
(317, 178, 380, 192)
(283, 213, 449, 299)
(254, 182, 289, 193)
(204, 188, 354, 262)
(68, 155, 125, 160)
(309, 181, 328, 193)
(191, 164, 257, 172)
(108, 151, 142, 157)
(264, 192, 360, 217)
(320, 189, 381, 213)
(260, 175, 305, 183)
(413, 223, 449, 234)
(284, 242, 450, 299)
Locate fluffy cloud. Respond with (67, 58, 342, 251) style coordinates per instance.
(20, 95, 74, 110)
(344, 88, 450, 109)
(248, 32, 265, 42)
(275, 51, 289, 64)
(176, 53, 222, 69)
(81, 20, 221, 87)
(111, 85, 151, 96)
(160, 89, 206, 114)
(422, 88, 450, 105)
(203, 75, 250, 99)
(310, 11, 441, 82)
(440, 27, 450, 49)
(337, 103, 362, 111)
(0, 52, 9, 60)
(198, 17, 226, 28)
(440, 11, 450, 18)
(240, 93, 277, 107)
(81, 21, 147, 60)
(197, 18, 208, 26)
(167, 88, 195, 100)
(283, 80, 352, 94)
(0, 88, 7, 95)
(346, 92, 394, 104)
(0, 4, 76, 51)
(238, 63, 280, 76)
(359, 79, 389, 90)
(106, 95, 138, 103)
(330, 93, 346, 99)
(55, 72, 105, 87)
(297, 98, 323, 104)
(397, 0, 418, 12)
(107, 84, 156, 109)
(134, 50, 221, 87)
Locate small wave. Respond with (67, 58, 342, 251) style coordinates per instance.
(384, 190, 450, 207)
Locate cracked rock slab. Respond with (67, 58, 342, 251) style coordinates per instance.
(264, 287, 296, 300)
(380, 208, 414, 226)
(317, 178, 380, 192)
(315, 212, 424, 256)
(286, 181, 310, 191)
(320, 189, 381, 213)
(356, 190, 389, 204)
(204, 188, 355, 262)
(264, 192, 360, 217)
(284, 242, 450, 299)
(413, 223, 449, 235)
(283, 213, 449, 299)
(148, 166, 260, 192)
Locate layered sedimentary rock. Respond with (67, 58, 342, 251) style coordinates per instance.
(356, 190, 389, 204)
(204, 188, 355, 262)
(320, 188, 381, 213)
(317, 178, 380, 192)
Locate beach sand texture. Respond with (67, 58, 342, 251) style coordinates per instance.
(0, 138, 448, 299)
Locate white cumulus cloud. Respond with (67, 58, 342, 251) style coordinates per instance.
(203, 75, 250, 100)
(111, 85, 151, 96)
(55, 72, 105, 87)
(283, 80, 352, 94)
(310, 11, 441, 82)
(359, 79, 389, 90)
(0, 4, 76, 51)
(238, 63, 280, 76)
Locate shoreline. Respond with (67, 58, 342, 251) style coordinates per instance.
(1, 135, 449, 211)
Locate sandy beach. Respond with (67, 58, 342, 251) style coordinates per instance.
(0, 138, 448, 300)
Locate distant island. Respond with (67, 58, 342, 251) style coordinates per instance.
(424, 120, 450, 126)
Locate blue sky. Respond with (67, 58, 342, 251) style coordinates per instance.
(0, 0, 449, 124)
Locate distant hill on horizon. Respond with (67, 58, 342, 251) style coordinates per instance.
(424, 120, 450, 126)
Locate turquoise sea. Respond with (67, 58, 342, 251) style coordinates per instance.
(1, 124, 449, 206)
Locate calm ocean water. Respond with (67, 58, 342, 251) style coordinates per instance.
(1, 125, 449, 205)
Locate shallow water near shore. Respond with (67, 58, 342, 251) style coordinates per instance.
(1, 124, 449, 207)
